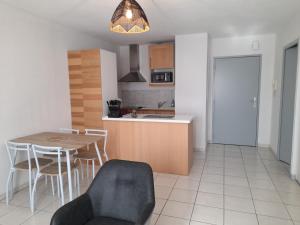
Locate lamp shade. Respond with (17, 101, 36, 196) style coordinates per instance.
(110, 0, 150, 34)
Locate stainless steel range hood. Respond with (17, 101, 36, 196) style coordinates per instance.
(118, 45, 146, 82)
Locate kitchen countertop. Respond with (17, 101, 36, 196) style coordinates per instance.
(102, 114, 193, 124)
(140, 107, 175, 111)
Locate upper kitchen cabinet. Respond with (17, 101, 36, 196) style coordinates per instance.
(149, 43, 174, 69)
(67, 49, 118, 132)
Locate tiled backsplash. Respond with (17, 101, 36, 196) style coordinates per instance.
(121, 89, 175, 108)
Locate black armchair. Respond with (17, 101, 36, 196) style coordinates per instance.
(50, 160, 155, 225)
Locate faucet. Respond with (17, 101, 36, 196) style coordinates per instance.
(158, 101, 167, 108)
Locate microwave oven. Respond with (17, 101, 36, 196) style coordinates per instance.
(151, 72, 174, 83)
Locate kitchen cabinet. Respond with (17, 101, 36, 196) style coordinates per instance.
(103, 119, 193, 175)
(67, 49, 117, 132)
(149, 43, 174, 69)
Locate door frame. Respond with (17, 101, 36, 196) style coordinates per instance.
(212, 55, 262, 146)
(277, 40, 299, 163)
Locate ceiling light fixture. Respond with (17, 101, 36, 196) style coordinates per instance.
(110, 0, 150, 34)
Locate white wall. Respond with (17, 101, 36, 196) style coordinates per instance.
(270, 14, 300, 180)
(101, 50, 118, 116)
(208, 34, 276, 147)
(0, 2, 117, 194)
(175, 33, 209, 151)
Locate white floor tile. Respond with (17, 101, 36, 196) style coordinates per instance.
(155, 185, 172, 199)
(155, 176, 177, 188)
(254, 200, 290, 219)
(175, 177, 200, 191)
(169, 189, 197, 203)
(224, 185, 252, 198)
(0, 207, 33, 225)
(192, 205, 223, 225)
(153, 198, 167, 214)
(201, 174, 223, 184)
(224, 210, 258, 225)
(257, 215, 294, 225)
(162, 201, 193, 220)
(225, 196, 255, 213)
(279, 191, 300, 206)
(150, 214, 159, 225)
(225, 176, 249, 187)
(156, 215, 190, 225)
(198, 182, 223, 195)
(286, 205, 300, 221)
(195, 192, 223, 208)
(22, 211, 52, 225)
(190, 221, 214, 225)
(251, 188, 281, 202)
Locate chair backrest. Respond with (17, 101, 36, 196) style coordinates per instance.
(87, 160, 155, 223)
(32, 145, 63, 173)
(85, 129, 108, 151)
(6, 141, 31, 169)
(59, 128, 79, 134)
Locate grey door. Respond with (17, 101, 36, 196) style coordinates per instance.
(279, 45, 298, 164)
(213, 56, 260, 146)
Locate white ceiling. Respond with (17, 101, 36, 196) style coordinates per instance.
(2, 0, 300, 45)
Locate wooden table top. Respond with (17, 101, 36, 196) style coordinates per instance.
(11, 132, 101, 150)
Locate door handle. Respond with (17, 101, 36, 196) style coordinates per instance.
(250, 97, 257, 108)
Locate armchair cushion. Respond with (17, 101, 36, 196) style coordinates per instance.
(85, 217, 134, 225)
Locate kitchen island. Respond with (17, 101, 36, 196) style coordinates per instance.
(102, 114, 193, 175)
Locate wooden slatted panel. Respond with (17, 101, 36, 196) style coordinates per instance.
(67, 49, 103, 132)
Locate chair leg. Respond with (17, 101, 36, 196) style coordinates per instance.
(6, 169, 14, 205)
(10, 172, 14, 200)
(28, 170, 32, 206)
(51, 176, 55, 196)
(31, 174, 40, 212)
(45, 175, 48, 185)
(104, 151, 109, 161)
(86, 161, 89, 179)
(59, 175, 64, 206)
(56, 176, 60, 198)
(76, 169, 80, 196)
(80, 160, 84, 180)
(92, 160, 95, 179)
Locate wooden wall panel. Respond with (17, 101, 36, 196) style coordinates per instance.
(67, 49, 103, 132)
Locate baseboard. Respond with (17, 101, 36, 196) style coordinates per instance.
(258, 144, 271, 149)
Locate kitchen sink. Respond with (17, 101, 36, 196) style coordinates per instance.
(143, 115, 174, 119)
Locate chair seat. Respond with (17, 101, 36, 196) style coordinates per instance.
(75, 152, 99, 160)
(85, 217, 134, 225)
(15, 158, 53, 170)
(40, 163, 70, 175)
(61, 161, 77, 168)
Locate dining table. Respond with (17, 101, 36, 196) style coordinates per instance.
(11, 131, 102, 201)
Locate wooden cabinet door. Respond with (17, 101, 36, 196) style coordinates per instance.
(68, 49, 103, 132)
(149, 43, 174, 69)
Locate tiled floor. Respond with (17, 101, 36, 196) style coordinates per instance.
(1, 144, 300, 225)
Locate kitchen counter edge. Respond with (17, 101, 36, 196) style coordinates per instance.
(102, 115, 193, 124)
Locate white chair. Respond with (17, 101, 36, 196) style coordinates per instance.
(74, 129, 108, 179)
(5, 141, 52, 206)
(44, 128, 80, 186)
(31, 144, 80, 212)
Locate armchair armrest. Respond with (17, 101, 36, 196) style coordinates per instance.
(50, 194, 93, 225)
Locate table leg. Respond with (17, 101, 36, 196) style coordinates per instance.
(66, 151, 73, 201)
(94, 142, 103, 166)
